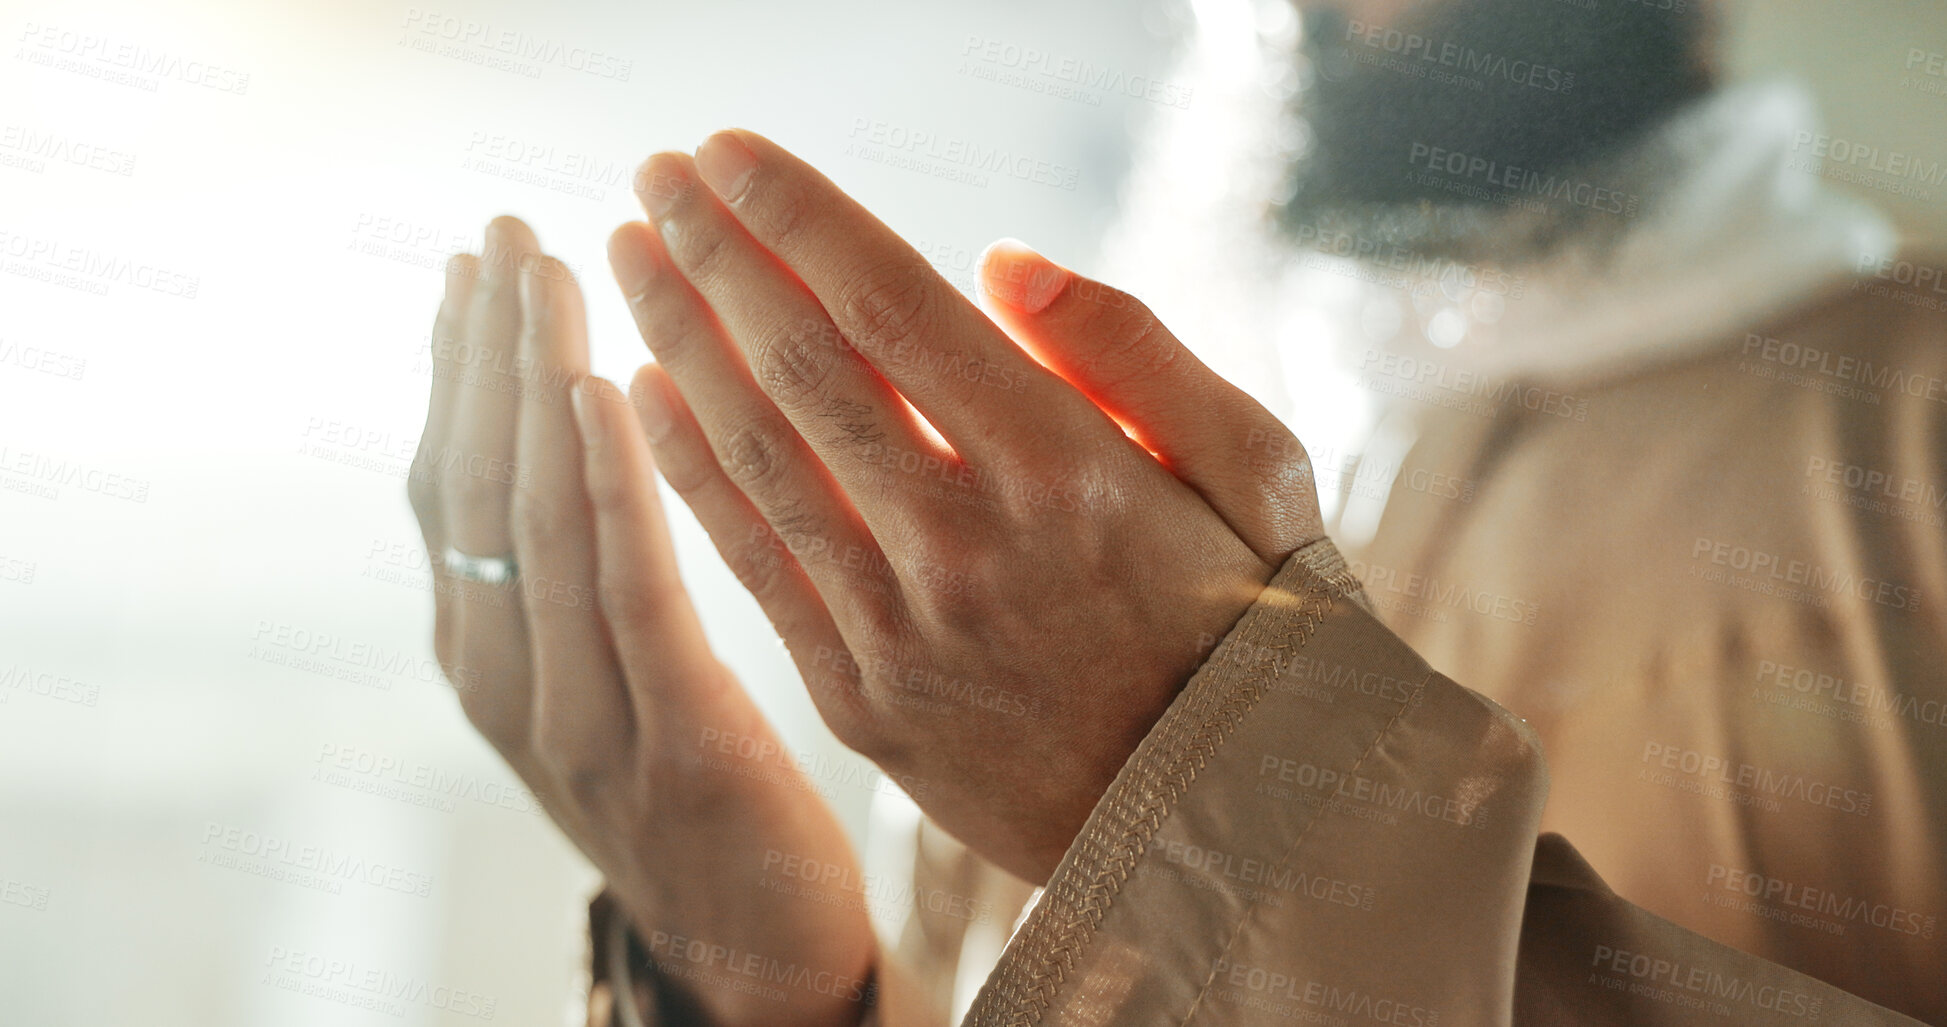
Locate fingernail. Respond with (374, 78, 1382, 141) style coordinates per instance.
(634, 373, 673, 443)
(695, 131, 757, 204)
(980, 239, 1067, 314)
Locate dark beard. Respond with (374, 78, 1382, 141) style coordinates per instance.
(1276, 0, 1713, 265)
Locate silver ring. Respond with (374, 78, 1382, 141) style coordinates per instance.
(443, 545, 518, 585)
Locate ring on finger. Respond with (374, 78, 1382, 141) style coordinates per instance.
(443, 545, 520, 586)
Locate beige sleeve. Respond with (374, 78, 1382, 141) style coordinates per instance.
(958, 540, 1927, 1027)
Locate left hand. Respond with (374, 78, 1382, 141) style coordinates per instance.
(609, 130, 1326, 882)
(406, 220, 874, 1027)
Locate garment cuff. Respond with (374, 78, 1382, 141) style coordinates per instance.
(965, 537, 1547, 1026)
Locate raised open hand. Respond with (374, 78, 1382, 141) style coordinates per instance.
(408, 218, 874, 1027)
(609, 132, 1326, 882)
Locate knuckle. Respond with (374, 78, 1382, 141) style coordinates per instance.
(906, 547, 997, 631)
(751, 320, 838, 407)
(1266, 424, 1310, 466)
(1239, 415, 1313, 485)
(718, 422, 787, 493)
(668, 221, 736, 291)
(988, 451, 1095, 522)
(839, 260, 939, 361)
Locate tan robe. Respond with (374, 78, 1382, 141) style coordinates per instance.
(594, 267, 1946, 1025)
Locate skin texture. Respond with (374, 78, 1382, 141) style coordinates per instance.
(416, 135, 1330, 1027)
(421, 7, 1737, 1022)
(406, 219, 874, 1027)
(610, 130, 1326, 881)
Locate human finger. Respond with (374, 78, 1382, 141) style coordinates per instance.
(440, 215, 541, 752)
(689, 129, 1104, 465)
(568, 374, 718, 719)
(628, 362, 868, 736)
(508, 259, 634, 773)
(606, 221, 899, 650)
(980, 241, 1325, 563)
(635, 152, 947, 535)
(408, 253, 479, 664)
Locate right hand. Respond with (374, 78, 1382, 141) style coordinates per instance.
(407, 216, 876, 1027)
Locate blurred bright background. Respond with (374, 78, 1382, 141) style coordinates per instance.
(2, 0, 1943, 1023)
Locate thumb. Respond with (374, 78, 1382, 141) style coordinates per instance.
(979, 240, 1323, 563)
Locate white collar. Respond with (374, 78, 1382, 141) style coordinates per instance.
(1094, 10, 1897, 529)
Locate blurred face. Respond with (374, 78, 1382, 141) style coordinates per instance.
(1278, 0, 1716, 262)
